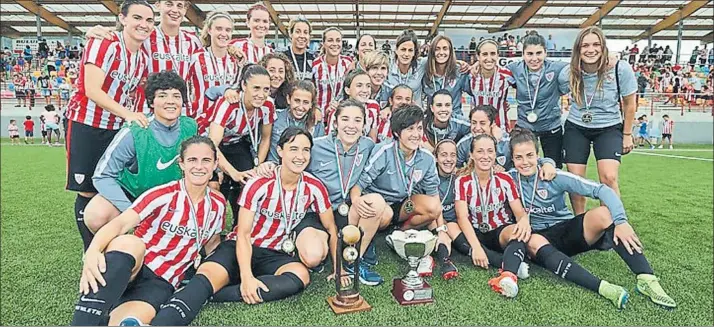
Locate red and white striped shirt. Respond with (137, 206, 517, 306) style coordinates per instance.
(134, 29, 201, 114)
(66, 33, 148, 130)
(312, 55, 353, 114)
(230, 38, 273, 64)
(325, 99, 380, 136)
(226, 170, 331, 251)
(662, 120, 674, 134)
(130, 180, 226, 288)
(468, 67, 514, 131)
(187, 48, 240, 119)
(209, 95, 276, 145)
(454, 172, 519, 230)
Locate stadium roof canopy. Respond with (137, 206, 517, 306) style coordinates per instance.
(0, 0, 712, 43)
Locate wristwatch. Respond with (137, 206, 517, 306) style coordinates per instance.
(435, 225, 448, 233)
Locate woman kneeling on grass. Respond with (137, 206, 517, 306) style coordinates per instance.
(507, 128, 676, 309)
(71, 136, 226, 326)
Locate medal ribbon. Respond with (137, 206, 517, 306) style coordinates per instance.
(393, 146, 416, 198)
(517, 167, 539, 215)
(290, 48, 308, 80)
(156, 27, 184, 75)
(275, 166, 303, 236)
(334, 140, 360, 205)
(117, 32, 139, 95)
(240, 92, 260, 157)
(440, 174, 454, 206)
(524, 62, 543, 113)
(181, 179, 212, 259)
(471, 171, 493, 227)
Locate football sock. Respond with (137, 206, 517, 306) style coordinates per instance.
(452, 233, 503, 268)
(612, 241, 654, 275)
(535, 244, 601, 292)
(211, 273, 305, 303)
(75, 194, 94, 252)
(502, 240, 526, 275)
(151, 274, 214, 326)
(71, 251, 135, 326)
(434, 243, 449, 261)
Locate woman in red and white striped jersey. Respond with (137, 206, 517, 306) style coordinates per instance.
(325, 69, 380, 141)
(454, 134, 531, 299)
(312, 27, 353, 118)
(465, 39, 514, 132)
(187, 11, 240, 121)
(148, 127, 346, 326)
(71, 136, 226, 326)
(84, 1, 202, 115)
(228, 3, 274, 65)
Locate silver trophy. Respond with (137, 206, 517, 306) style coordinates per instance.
(389, 229, 437, 305)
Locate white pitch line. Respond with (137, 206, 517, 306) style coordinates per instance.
(635, 149, 713, 152)
(630, 151, 713, 162)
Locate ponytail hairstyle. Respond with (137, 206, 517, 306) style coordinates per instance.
(342, 68, 369, 100)
(247, 2, 269, 20)
(425, 35, 457, 87)
(258, 52, 295, 102)
(331, 98, 366, 135)
(117, 0, 154, 31)
(569, 26, 610, 107)
(320, 27, 343, 56)
(355, 34, 377, 62)
(456, 134, 497, 177)
(180, 135, 218, 161)
(394, 30, 419, 70)
(233, 63, 270, 91)
(508, 127, 539, 158)
(288, 15, 312, 35)
(288, 80, 319, 132)
(200, 11, 234, 47)
(424, 88, 452, 143)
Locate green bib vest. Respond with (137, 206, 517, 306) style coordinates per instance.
(118, 117, 197, 197)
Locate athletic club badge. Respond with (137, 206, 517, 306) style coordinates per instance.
(537, 189, 548, 199)
(496, 156, 506, 166)
(355, 153, 364, 166)
(545, 71, 554, 82)
(74, 173, 85, 184)
(412, 170, 423, 182)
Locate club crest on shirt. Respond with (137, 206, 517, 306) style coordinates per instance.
(606, 73, 615, 82)
(537, 189, 548, 199)
(355, 153, 364, 165)
(74, 173, 85, 184)
(493, 188, 501, 197)
(412, 170, 423, 182)
(545, 71, 554, 82)
(299, 195, 308, 206)
(207, 211, 217, 222)
(496, 156, 506, 166)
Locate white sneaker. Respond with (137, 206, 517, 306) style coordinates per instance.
(517, 262, 530, 280)
(669, 145, 673, 149)
(657, 145, 663, 149)
(417, 256, 435, 277)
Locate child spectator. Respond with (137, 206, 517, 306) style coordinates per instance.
(41, 104, 61, 146)
(659, 114, 675, 149)
(23, 116, 35, 144)
(7, 119, 20, 145)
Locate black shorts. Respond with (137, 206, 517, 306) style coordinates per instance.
(295, 212, 327, 235)
(563, 121, 624, 164)
(219, 138, 255, 191)
(41, 130, 47, 137)
(474, 224, 508, 252)
(204, 240, 301, 283)
(535, 213, 614, 257)
(662, 133, 672, 140)
(65, 121, 119, 193)
(10, 135, 19, 139)
(24, 130, 33, 137)
(15, 91, 25, 99)
(389, 199, 408, 225)
(116, 265, 175, 312)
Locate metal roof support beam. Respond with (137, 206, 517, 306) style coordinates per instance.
(428, 0, 452, 38)
(580, 0, 621, 28)
(14, 0, 83, 35)
(101, 0, 120, 15)
(701, 31, 714, 44)
(185, 3, 205, 28)
(263, 0, 289, 37)
(633, 0, 711, 42)
(491, 0, 547, 33)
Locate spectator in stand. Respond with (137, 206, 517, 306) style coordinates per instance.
(700, 85, 712, 110)
(469, 37, 477, 63)
(23, 116, 35, 144)
(38, 38, 49, 63)
(708, 46, 714, 65)
(22, 45, 33, 68)
(13, 73, 27, 108)
(640, 45, 649, 63)
(663, 45, 673, 63)
(700, 45, 708, 66)
(38, 73, 52, 105)
(516, 35, 523, 53)
(636, 69, 649, 103)
(629, 44, 639, 65)
(381, 40, 391, 55)
(690, 46, 699, 66)
(546, 34, 556, 52)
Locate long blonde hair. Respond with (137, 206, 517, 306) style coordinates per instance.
(456, 134, 497, 177)
(199, 11, 234, 47)
(569, 26, 610, 106)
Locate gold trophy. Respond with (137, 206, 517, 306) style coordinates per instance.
(327, 225, 372, 314)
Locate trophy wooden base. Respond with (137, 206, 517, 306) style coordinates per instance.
(391, 278, 434, 306)
(327, 295, 372, 314)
